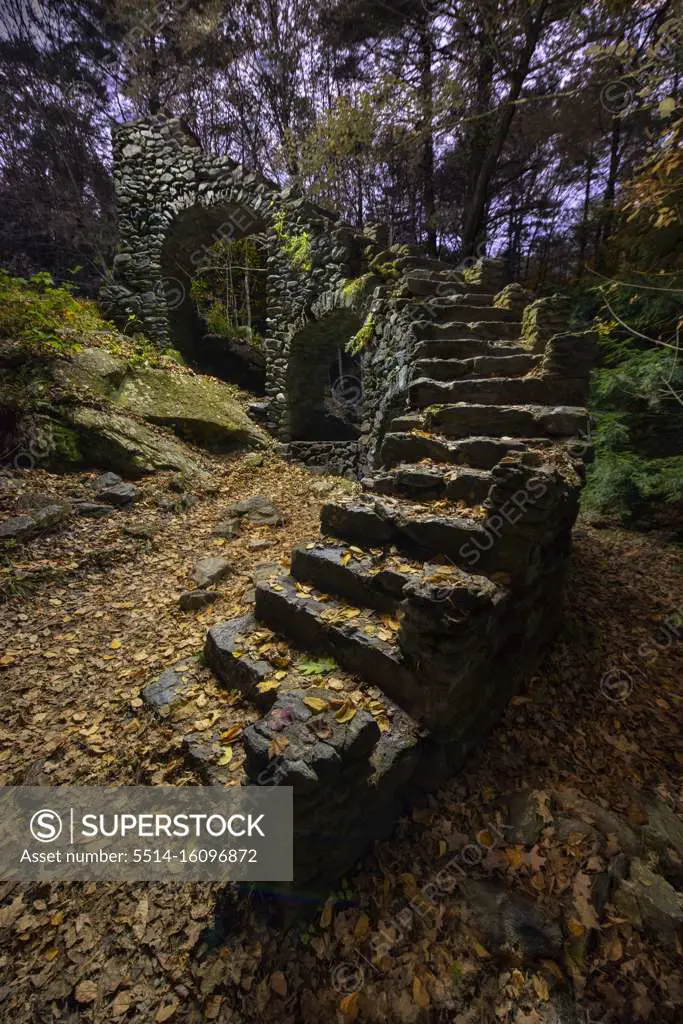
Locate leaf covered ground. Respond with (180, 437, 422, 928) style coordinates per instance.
(0, 449, 681, 1024)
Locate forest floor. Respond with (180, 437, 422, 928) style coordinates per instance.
(0, 448, 681, 1024)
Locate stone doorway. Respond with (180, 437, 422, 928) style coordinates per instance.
(160, 203, 267, 391)
(287, 310, 363, 442)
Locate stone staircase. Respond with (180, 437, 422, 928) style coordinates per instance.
(143, 257, 596, 899)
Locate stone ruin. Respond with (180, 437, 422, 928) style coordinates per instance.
(106, 117, 597, 899)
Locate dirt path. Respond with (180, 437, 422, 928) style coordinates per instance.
(0, 454, 681, 1023)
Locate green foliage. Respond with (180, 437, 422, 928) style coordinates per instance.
(298, 656, 337, 676)
(347, 313, 375, 356)
(0, 267, 171, 367)
(189, 237, 266, 350)
(341, 273, 375, 302)
(272, 210, 312, 272)
(0, 269, 95, 354)
(582, 310, 683, 521)
(51, 423, 82, 464)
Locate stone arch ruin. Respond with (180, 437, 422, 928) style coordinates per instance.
(109, 117, 599, 897)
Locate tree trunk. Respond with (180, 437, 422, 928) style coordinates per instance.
(418, 12, 437, 256)
(460, 2, 549, 257)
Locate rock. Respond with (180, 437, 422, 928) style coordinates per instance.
(141, 666, 188, 711)
(16, 491, 62, 511)
(179, 590, 218, 612)
(96, 482, 141, 506)
(248, 539, 275, 551)
(242, 452, 264, 468)
(94, 472, 122, 491)
(114, 368, 269, 452)
(212, 517, 242, 540)
(0, 515, 37, 540)
(639, 793, 683, 888)
(31, 505, 68, 530)
(614, 858, 683, 952)
(123, 523, 157, 539)
(75, 503, 115, 518)
(63, 406, 200, 477)
(461, 879, 563, 962)
(192, 557, 232, 587)
(553, 788, 641, 856)
(227, 495, 284, 526)
(500, 789, 545, 846)
(54, 348, 127, 398)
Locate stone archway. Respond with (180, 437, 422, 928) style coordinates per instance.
(160, 202, 268, 388)
(287, 309, 363, 441)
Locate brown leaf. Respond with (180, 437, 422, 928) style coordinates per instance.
(270, 971, 287, 997)
(74, 980, 98, 1004)
(155, 998, 179, 1022)
(340, 991, 359, 1019)
(412, 975, 430, 1009)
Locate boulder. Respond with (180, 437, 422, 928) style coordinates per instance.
(114, 368, 269, 452)
(212, 517, 242, 540)
(192, 557, 232, 588)
(60, 406, 201, 478)
(96, 482, 141, 506)
(179, 590, 219, 612)
(461, 879, 563, 962)
(0, 515, 37, 540)
(75, 502, 115, 518)
(54, 347, 127, 398)
(227, 495, 284, 526)
(93, 472, 122, 491)
(614, 859, 683, 953)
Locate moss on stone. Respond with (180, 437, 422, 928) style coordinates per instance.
(347, 313, 375, 356)
(51, 422, 83, 464)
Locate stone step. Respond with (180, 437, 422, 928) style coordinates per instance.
(416, 320, 522, 343)
(291, 543, 422, 614)
(412, 353, 539, 382)
(369, 464, 493, 505)
(380, 432, 537, 470)
(428, 303, 519, 324)
(255, 574, 422, 713)
(424, 403, 589, 440)
(320, 497, 489, 564)
(410, 376, 579, 410)
(413, 339, 528, 364)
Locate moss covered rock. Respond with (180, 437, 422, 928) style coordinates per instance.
(113, 369, 269, 451)
(58, 406, 201, 478)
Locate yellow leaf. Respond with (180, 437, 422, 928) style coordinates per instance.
(438, 839, 447, 858)
(110, 639, 122, 650)
(257, 678, 281, 693)
(320, 900, 334, 928)
(44, 947, 60, 961)
(220, 725, 242, 743)
(532, 974, 550, 1002)
(400, 873, 418, 898)
(341, 552, 352, 566)
(343, 608, 361, 619)
(354, 913, 370, 938)
(506, 845, 525, 871)
(339, 991, 359, 1019)
(472, 940, 491, 959)
(275, 670, 288, 680)
(336, 702, 358, 724)
(567, 917, 585, 938)
(304, 696, 330, 713)
(412, 975, 429, 1009)
(218, 746, 233, 766)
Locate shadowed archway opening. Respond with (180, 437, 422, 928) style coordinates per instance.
(161, 203, 267, 390)
(287, 311, 363, 441)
